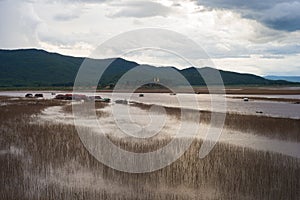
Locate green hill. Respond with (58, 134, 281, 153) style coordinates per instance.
(0, 49, 295, 88)
(0, 49, 138, 87)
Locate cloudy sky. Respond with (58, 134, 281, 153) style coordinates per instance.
(1, 0, 300, 75)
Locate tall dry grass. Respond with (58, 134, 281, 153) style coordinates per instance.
(0, 97, 299, 199)
(131, 102, 300, 142)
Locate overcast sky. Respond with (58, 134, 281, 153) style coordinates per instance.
(1, 0, 300, 75)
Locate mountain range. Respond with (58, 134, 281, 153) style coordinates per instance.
(0, 49, 298, 88)
(264, 76, 300, 83)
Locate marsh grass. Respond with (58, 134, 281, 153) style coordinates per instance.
(131, 102, 300, 142)
(0, 97, 299, 199)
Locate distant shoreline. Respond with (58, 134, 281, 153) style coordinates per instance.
(1, 86, 300, 95)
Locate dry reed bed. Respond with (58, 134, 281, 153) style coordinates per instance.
(0, 97, 299, 199)
(131, 102, 300, 142)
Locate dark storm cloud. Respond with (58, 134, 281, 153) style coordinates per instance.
(267, 44, 300, 55)
(197, 0, 285, 10)
(197, 0, 300, 32)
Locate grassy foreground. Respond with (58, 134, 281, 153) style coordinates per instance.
(0, 97, 299, 199)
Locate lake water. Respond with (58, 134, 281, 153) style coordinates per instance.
(1, 91, 300, 118)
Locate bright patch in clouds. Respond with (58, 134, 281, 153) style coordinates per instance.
(0, 0, 299, 75)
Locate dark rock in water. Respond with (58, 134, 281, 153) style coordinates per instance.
(88, 96, 102, 101)
(115, 99, 128, 104)
(55, 94, 67, 100)
(54, 94, 87, 101)
(25, 93, 33, 98)
(34, 94, 43, 98)
(139, 94, 144, 97)
(256, 111, 263, 114)
(100, 98, 111, 103)
(294, 102, 300, 104)
(88, 96, 111, 102)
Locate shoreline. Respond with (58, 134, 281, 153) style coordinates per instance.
(1, 86, 300, 95)
(228, 96, 300, 103)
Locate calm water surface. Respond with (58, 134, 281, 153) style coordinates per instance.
(1, 91, 300, 119)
